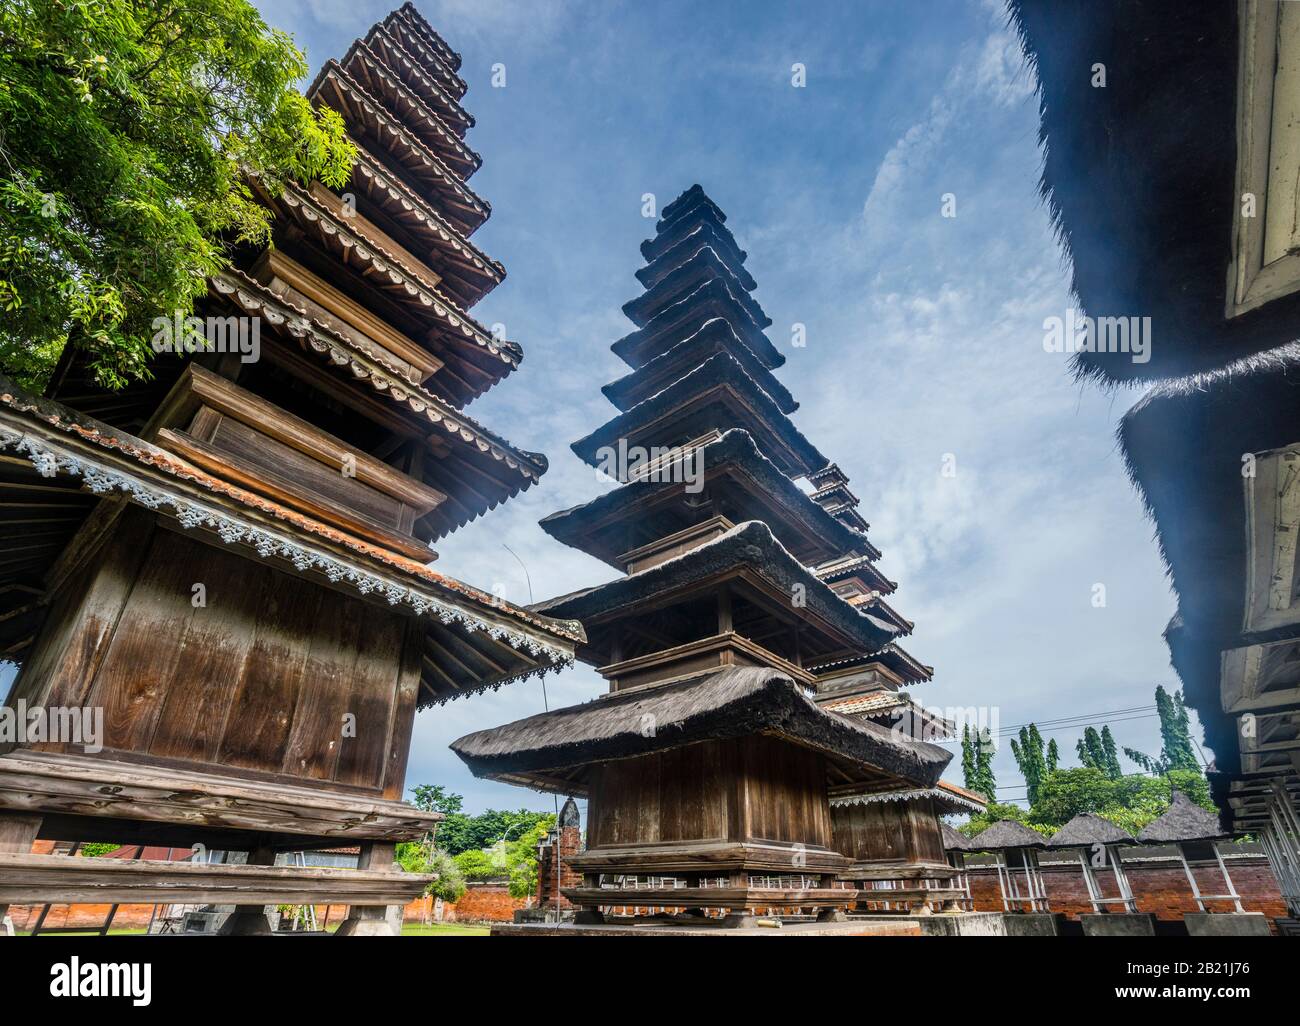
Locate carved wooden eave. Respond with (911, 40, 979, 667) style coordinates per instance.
(308, 61, 488, 234)
(210, 272, 540, 487)
(808, 644, 934, 686)
(816, 552, 894, 591)
(362, 22, 474, 135)
(271, 183, 516, 382)
(0, 391, 582, 692)
(829, 783, 986, 816)
(340, 39, 481, 178)
(348, 145, 503, 307)
(383, 7, 466, 97)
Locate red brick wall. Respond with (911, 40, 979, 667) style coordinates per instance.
(967, 857, 1286, 922)
(537, 824, 582, 909)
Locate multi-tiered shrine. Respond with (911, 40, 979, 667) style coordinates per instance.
(0, 5, 581, 935)
(453, 185, 968, 925)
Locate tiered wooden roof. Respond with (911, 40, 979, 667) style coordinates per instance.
(459, 183, 944, 781)
(0, 8, 579, 924)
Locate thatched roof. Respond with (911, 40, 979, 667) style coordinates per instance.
(941, 822, 973, 852)
(531, 519, 898, 655)
(1047, 813, 1136, 848)
(571, 350, 827, 479)
(450, 665, 951, 795)
(612, 277, 785, 371)
(1137, 790, 1228, 844)
(968, 819, 1047, 851)
(1009, 0, 1300, 384)
(602, 317, 796, 414)
(1116, 347, 1300, 769)
(539, 429, 872, 570)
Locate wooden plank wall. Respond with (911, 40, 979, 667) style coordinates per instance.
(8, 509, 417, 798)
(830, 797, 946, 865)
(586, 735, 833, 849)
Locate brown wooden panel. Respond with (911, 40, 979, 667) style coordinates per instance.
(216, 563, 324, 773)
(335, 602, 405, 788)
(147, 546, 270, 763)
(86, 529, 205, 755)
(280, 589, 368, 782)
(209, 415, 403, 527)
(7, 510, 154, 728)
(381, 618, 424, 799)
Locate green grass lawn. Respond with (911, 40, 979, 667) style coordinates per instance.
(400, 922, 490, 936)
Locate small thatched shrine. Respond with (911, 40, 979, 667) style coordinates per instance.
(969, 820, 1050, 913)
(1047, 814, 1138, 915)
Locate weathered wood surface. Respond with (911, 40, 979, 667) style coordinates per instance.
(15, 519, 424, 796)
(568, 840, 848, 875)
(562, 886, 856, 911)
(585, 736, 835, 853)
(0, 751, 439, 841)
(830, 796, 946, 866)
(0, 851, 433, 905)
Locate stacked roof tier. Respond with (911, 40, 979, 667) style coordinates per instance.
(0, 8, 580, 928)
(453, 186, 948, 924)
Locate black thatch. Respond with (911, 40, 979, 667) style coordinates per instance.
(1009, 0, 1300, 385)
(602, 317, 797, 414)
(1137, 790, 1228, 844)
(638, 218, 754, 293)
(450, 665, 951, 790)
(571, 350, 827, 478)
(531, 519, 899, 654)
(659, 183, 728, 227)
(622, 245, 770, 332)
(969, 819, 1048, 852)
(941, 822, 973, 852)
(538, 429, 871, 569)
(611, 276, 785, 371)
(1117, 345, 1300, 767)
(1047, 812, 1136, 848)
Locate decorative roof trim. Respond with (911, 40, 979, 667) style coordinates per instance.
(277, 183, 515, 365)
(211, 272, 540, 481)
(0, 424, 577, 688)
(830, 786, 985, 815)
(349, 146, 503, 286)
(310, 61, 488, 223)
(0, 388, 583, 652)
(343, 40, 480, 173)
(364, 23, 474, 130)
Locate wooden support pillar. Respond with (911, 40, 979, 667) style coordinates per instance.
(217, 845, 279, 935)
(335, 841, 401, 936)
(716, 585, 732, 634)
(0, 813, 42, 935)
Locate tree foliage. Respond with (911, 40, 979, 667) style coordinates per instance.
(0, 0, 354, 390)
(960, 724, 997, 802)
(1124, 686, 1199, 775)
(1009, 724, 1048, 805)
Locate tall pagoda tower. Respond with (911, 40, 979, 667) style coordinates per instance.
(0, 5, 581, 935)
(452, 185, 962, 925)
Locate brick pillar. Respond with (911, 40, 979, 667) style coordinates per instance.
(537, 798, 582, 911)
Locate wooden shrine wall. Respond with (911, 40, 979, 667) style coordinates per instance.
(4, 509, 421, 799)
(830, 797, 946, 867)
(585, 735, 833, 850)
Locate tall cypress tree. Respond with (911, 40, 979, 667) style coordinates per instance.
(1046, 738, 1060, 773)
(1100, 725, 1123, 779)
(1010, 723, 1048, 805)
(974, 727, 997, 802)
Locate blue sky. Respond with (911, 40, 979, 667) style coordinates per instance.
(251, 0, 1189, 814)
(7, 0, 1186, 817)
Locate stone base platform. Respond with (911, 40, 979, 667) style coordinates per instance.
(1184, 913, 1272, 936)
(491, 912, 1006, 937)
(1080, 913, 1155, 937)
